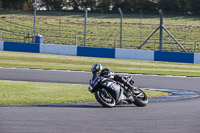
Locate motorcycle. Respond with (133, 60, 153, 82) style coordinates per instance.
(88, 73, 148, 107)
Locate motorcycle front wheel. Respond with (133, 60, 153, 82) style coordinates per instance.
(133, 89, 148, 107)
(95, 89, 116, 108)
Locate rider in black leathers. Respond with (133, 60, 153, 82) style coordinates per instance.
(91, 64, 135, 103)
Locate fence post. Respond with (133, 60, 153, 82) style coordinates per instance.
(33, 1, 38, 43)
(154, 39, 156, 51)
(84, 7, 88, 47)
(159, 9, 163, 51)
(118, 8, 123, 48)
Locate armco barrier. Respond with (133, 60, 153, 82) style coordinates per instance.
(115, 48, 154, 61)
(0, 41, 3, 51)
(194, 53, 200, 64)
(40, 44, 77, 56)
(154, 51, 194, 63)
(4, 42, 40, 53)
(77, 46, 115, 58)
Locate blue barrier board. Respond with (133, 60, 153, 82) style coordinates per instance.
(154, 51, 194, 63)
(4, 42, 40, 53)
(77, 46, 115, 58)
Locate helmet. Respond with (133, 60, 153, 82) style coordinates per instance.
(91, 64, 103, 74)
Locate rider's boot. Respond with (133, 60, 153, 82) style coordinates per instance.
(125, 82, 140, 94)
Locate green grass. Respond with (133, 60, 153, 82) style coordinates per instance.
(0, 11, 200, 52)
(0, 80, 169, 106)
(0, 50, 196, 105)
(0, 51, 200, 77)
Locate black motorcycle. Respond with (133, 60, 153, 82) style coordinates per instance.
(88, 73, 148, 107)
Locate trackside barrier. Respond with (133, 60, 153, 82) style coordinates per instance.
(154, 51, 194, 63)
(0, 41, 200, 64)
(115, 48, 154, 61)
(4, 42, 40, 53)
(77, 46, 115, 58)
(40, 44, 77, 56)
(0, 41, 4, 51)
(194, 53, 200, 64)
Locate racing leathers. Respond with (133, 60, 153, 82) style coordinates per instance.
(98, 68, 134, 103)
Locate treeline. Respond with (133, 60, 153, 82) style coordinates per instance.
(0, 0, 200, 13)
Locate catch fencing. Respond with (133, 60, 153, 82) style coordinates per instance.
(0, 9, 200, 53)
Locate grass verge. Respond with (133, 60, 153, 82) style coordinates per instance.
(0, 80, 169, 106)
(0, 51, 200, 77)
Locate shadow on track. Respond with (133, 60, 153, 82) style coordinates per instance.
(33, 102, 138, 108)
(0, 102, 139, 108)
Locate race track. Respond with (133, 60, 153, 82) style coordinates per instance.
(0, 68, 200, 133)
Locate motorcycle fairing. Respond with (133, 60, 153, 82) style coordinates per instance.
(101, 79, 121, 103)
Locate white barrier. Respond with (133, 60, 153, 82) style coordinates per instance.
(115, 48, 154, 61)
(194, 53, 200, 64)
(40, 44, 77, 56)
(0, 41, 3, 51)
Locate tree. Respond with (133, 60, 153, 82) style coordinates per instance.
(132, 0, 155, 11)
(0, 0, 2, 8)
(0, 0, 198, 13)
(112, 0, 155, 13)
(1, 0, 28, 10)
(96, 0, 113, 12)
(176, 0, 189, 12)
(66, 0, 82, 10)
(188, 0, 200, 12)
(158, 0, 179, 11)
(40, 0, 63, 10)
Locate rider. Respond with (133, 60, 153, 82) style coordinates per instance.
(91, 63, 135, 90)
(91, 64, 136, 103)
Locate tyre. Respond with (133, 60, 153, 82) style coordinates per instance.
(133, 89, 148, 107)
(95, 89, 116, 107)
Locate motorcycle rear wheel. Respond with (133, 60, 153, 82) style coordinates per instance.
(95, 90, 116, 108)
(133, 89, 148, 107)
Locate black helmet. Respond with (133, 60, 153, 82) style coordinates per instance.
(91, 64, 103, 74)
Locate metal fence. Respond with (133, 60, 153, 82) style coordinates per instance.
(0, 9, 200, 53)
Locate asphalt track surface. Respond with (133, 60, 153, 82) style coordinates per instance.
(0, 68, 200, 133)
